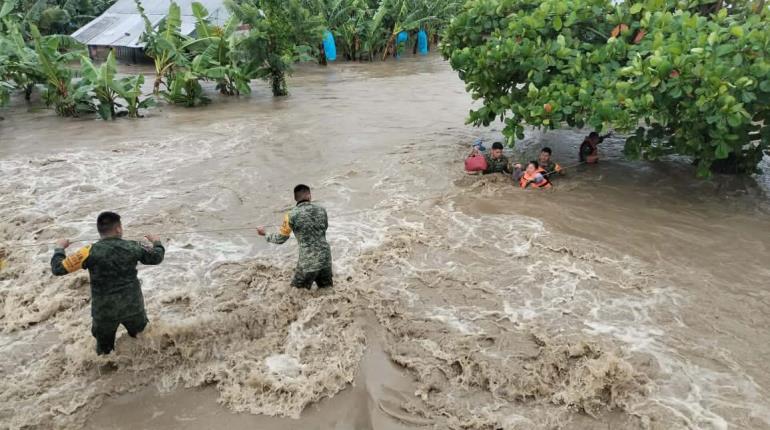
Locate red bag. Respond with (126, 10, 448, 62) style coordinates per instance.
(465, 154, 488, 172)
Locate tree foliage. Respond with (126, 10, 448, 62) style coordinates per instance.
(1, 4, 154, 118)
(302, 0, 463, 61)
(442, 0, 770, 176)
(226, 0, 322, 96)
(0, 0, 116, 35)
(77, 51, 156, 118)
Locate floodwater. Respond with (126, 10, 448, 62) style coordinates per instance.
(1, 55, 769, 430)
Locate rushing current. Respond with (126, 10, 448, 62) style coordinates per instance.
(1, 56, 769, 430)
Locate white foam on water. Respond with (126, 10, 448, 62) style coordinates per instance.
(425, 306, 482, 335)
(265, 354, 302, 378)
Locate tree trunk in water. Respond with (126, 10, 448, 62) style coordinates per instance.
(382, 33, 395, 61)
(153, 75, 162, 95)
(271, 69, 287, 97)
(319, 43, 327, 66)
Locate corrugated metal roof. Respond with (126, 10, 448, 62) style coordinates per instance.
(72, 0, 230, 48)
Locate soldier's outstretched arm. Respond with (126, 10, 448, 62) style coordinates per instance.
(51, 239, 90, 276)
(264, 213, 292, 245)
(139, 234, 165, 265)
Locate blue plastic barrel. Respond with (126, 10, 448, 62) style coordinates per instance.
(323, 30, 336, 62)
(418, 30, 428, 55)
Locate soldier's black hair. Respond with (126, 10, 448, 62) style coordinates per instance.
(97, 211, 122, 235)
(492, 142, 504, 150)
(541, 147, 552, 155)
(589, 131, 600, 138)
(294, 184, 311, 202)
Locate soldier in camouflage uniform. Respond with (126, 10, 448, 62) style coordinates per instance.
(51, 212, 164, 355)
(538, 147, 563, 179)
(258, 184, 333, 289)
(483, 142, 513, 174)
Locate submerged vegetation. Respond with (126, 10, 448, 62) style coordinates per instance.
(1, 0, 460, 111)
(1, 0, 768, 176)
(442, 0, 770, 176)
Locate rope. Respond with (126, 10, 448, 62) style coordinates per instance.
(2, 204, 406, 249)
(6, 225, 282, 249)
(3, 159, 594, 249)
(543, 160, 588, 176)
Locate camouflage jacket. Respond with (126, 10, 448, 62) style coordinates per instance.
(483, 153, 512, 174)
(541, 161, 563, 177)
(51, 237, 165, 321)
(267, 201, 332, 272)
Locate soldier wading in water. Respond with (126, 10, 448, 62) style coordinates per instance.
(258, 184, 333, 289)
(51, 212, 165, 355)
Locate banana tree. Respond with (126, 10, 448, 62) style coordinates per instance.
(0, 50, 12, 106)
(335, 0, 371, 60)
(0, 21, 41, 101)
(183, 2, 252, 95)
(30, 24, 85, 116)
(77, 51, 121, 119)
(0, 0, 18, 33)
(116, 74, 156, 117)
(225, 0, 322, 96)
(381, 0, 434, 60)
(303, 0, 354, 62)
(359, 0, 388, 60)
(420, 0, 461, 46)
(136, 0, 189, 94)
(0, 79, 12, 107)
(163, 69, 209, 107)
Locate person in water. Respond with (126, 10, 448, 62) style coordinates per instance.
(538, 147, 562, 178)
(579, 131, 611, 164)
(258, 184, 333, 289)
(51, 212, 165, 355)
(513, 161, 552, 189)
(483, 142, 512, 174)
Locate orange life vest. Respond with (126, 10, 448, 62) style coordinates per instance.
(519, 168, 552, 189)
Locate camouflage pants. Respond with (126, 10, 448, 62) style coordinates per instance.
(91, 312, 148, 355)
(291, 266, 333, 289)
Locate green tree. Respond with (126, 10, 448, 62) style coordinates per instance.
(116, 73, 155, 117)
(0, 20, 41, 101)
(76, 50, 121, 119)
(184, 2, 253, 95)
(30, 23, 86, 116)
(442, 0, 770, 176)
(226, 0, 322, 96)
(75, 50, 155, 119)
(1, 0, 117, 35)
(136, 0, 188, 95)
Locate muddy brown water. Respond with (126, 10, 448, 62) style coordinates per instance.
(1, 56, 769, 430)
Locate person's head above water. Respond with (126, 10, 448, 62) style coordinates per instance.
(526, 160, 540, 174)
(97, 211, 123, 239)
(294, 184, 312, 203)
(539, 147, 552, 165)
(491, 142, 504, 159)
(588, 131, 601, 144)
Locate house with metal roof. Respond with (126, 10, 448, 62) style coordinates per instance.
(71, 0, 230, 62)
